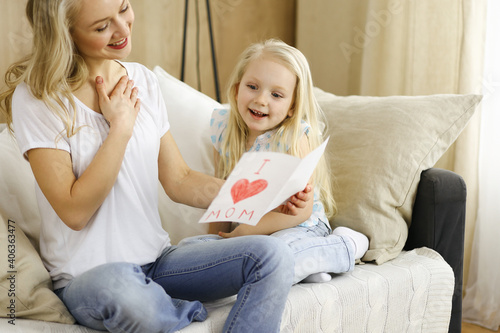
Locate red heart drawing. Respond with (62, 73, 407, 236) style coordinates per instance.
(231, 179, 268, 204)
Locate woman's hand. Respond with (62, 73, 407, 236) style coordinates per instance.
(96, 75, 140, 137)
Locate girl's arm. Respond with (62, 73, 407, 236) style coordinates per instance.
(27, 76, 139, 231)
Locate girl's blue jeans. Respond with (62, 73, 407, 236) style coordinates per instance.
(181, 221, 354, 284)
(270, 220, 354, 283)
(54, 235, 294, 333)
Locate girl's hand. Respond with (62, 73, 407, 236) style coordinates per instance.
(276, 184, 313, 216)
(95, 75, 140, 137)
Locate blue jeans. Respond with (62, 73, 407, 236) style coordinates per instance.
(180, 221, 354, 284)
(55, 235, 294, 333)
(270, 220, 354, 283)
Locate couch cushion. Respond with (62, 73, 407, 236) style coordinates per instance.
(315, 89, 481, 263)
(0, 128, 40, 251)
(0, 215, 74, 324)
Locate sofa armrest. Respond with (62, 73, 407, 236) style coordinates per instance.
(405, 168, 466, 333)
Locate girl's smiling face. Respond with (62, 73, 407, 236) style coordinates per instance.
(236, 56, 297, 141)
(71, 0, 134, 63)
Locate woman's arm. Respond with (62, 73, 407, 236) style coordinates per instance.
(27, 76, 140, 231)
(207, 147, 231, 234)
(158, 132, 224, 208)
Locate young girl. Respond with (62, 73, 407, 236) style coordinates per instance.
(208, 39, 369, 283)
(0, 2, 299, 332)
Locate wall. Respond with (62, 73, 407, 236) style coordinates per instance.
(0, 0, 296, 124)
(295, 0, 486, 294)
(0, 1, 30, 123)
(130, 0, 296, 102)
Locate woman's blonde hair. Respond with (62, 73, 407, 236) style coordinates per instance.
(0, 0, 85, 135)
(219, 39, 337, 218)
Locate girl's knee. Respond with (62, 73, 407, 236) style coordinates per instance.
(242, 236, 294, 275)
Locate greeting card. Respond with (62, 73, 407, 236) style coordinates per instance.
(200, 138, 329, 225)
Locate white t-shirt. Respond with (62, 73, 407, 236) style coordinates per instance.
(12, 62, 171, 289)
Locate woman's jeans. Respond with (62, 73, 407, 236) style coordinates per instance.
(55, 235, 294, 333)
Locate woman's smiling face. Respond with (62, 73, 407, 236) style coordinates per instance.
(71, 0, 134, 63)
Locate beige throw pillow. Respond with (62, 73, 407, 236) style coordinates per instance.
(0, 215, 74, 324)
(315, 88, 481, 264)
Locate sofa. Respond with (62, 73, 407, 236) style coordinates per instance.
(0, 66, 481, 332)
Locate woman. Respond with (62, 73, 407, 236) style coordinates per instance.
(0, 1, 301, 332)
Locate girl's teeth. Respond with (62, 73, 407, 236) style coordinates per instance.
(251, 109, 266, 117)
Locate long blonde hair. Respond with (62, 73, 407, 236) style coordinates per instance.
(219, 39, 337, 218)
(0, 0, 85, 136)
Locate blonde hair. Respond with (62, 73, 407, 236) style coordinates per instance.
(0, 0, 86, 136)
(219, 39, 337, 219)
